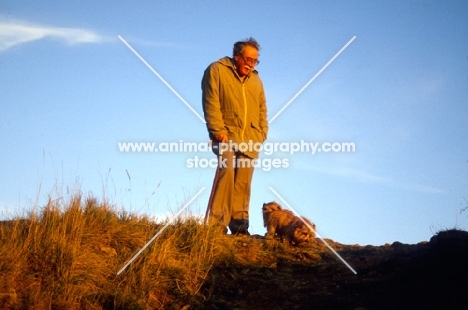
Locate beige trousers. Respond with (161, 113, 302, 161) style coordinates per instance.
(208, 149, 255, 229)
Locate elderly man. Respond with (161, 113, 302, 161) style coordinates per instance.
(202, 37, 268, 235)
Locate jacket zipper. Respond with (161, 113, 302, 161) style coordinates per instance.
(241, 83, 247, 141)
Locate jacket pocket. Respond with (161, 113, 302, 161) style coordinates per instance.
(224, 116, 240, 127)
(251, 121, 261, 132)
(250, 121, 265, 142)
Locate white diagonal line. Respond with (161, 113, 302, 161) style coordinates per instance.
(117, 187, 206, 275)
(269, 187, 357, 275)
(118, 35, 206, 123)
(269, 36, 356, 124)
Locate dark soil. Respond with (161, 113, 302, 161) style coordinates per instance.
(197, 229, 468, 310)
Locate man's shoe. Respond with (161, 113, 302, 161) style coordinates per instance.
(228, 219, 250, 236)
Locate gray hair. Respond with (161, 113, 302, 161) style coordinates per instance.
(232, 37, 261, 57)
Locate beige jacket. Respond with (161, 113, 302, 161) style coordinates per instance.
(202, 57, 268, 158)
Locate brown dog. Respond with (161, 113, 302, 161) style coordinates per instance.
(262, 201, 315, 246)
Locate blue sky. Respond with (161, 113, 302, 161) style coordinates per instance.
(1, 1, 467, 245)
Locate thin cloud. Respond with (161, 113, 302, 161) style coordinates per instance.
(0, 20, 102, 51)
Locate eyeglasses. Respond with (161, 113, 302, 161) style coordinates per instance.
(240, 54, 260, 66)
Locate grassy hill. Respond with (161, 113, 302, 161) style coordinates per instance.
(1, 194, 467, 309)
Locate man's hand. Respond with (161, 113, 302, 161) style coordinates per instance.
(215, 133, 229, 143)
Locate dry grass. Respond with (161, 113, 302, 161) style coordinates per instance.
(0, 194, 220, 309)
(0, 193, 320, 309)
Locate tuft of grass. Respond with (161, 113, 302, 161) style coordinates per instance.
(0, 194, 226, 309)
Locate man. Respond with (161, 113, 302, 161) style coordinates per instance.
(202, 37, 268, 235)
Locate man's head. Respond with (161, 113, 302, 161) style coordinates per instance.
(232, 37, 260, 77)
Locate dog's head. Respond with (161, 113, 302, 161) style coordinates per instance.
(262, 201, 282, 213)
(290, 217, 315, 245)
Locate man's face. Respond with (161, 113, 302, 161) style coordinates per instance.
(234, 45, 259, 77)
